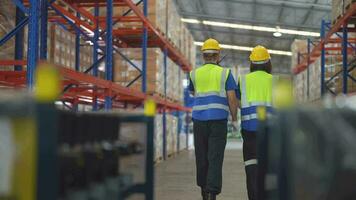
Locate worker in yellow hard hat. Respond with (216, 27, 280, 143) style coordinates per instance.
(236, 45, 273, 200)
(188, 38, 238, 200)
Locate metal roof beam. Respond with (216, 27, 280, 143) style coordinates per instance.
(180, 12, 320, 31)
(213, 0, 331, 11)
(301, 0, 319, 25)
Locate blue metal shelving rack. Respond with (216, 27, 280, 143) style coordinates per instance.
(293, 4, 356, 97)
(0, 0, 192, 165)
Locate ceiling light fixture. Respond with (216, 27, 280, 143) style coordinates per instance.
(273, 32, 282, 37)
(194, 41, 292, 56)
(273, 26, 282, 37)
(182, 18, 320, 37)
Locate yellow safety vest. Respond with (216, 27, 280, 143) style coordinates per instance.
(239, 71, 273, 131)
(190, 64, 230, 120)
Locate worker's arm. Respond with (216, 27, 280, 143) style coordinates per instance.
(225, 71, 239, 121)
(227, 90, 238, 121)
(236, 84, 241, 108)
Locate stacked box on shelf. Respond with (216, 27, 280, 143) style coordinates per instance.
(114, 0, 167, 34)
(114, 0, 195, 66)
(154, 114, 163, 161)
(167, 0, 182, 49)
(49, 23, 93, 71)
(166, 114, 178, 156)
(293, 70, 308, 103)
(49, 24, 75, 69)
(309, 58, 321, 101)
(332, 0, 345, 23)
(0, 0, 18, 70)
(331, 0, 356, 23)
(113, 47, 186, 102)
(80, 45, 94, 71)
(291, 40, 308, 71)
(113, 48, 164, 95)
(344, 0, 356, 13)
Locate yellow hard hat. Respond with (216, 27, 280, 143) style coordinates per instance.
(250, 45, 271, 64)
(201, 38, 221, 53)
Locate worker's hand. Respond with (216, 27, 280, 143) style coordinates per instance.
(231, 120, 238, 132)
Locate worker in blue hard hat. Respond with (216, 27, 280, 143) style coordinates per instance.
(236, 45, 274, 200)
(189, 38, 238, 200)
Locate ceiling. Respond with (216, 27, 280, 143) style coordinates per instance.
(174, 0, 332, 74)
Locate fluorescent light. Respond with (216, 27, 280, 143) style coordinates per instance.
(182, 18, 320, 37)
(194, 41, 292, 56)
(181, 18, 201, 24)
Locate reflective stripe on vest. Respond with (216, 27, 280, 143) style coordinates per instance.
(193, 103, 230, 112)
(241, 113, 273, 122)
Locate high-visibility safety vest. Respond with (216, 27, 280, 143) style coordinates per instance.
(190, 64, 230, 121)
(239, 71, 273, 131)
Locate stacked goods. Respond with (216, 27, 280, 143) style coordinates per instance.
(308, 58, 321, 101)
(154, 114, 183, 162)
(167, 1, 181, 48)
(114, 0, 196, 67)
(113, 48, 164, 95)
(293, 61, 321, 102)
(49, 24, 75, 69)
(291, 40, 308, 70)
(0, 1, 20, 70)
(345, 0, 356, 9)
(167, 59, 185, 102)
(48, 23, 93, 71)
(0, 9, 92, 72)
(166, 114, 178, 156)
(154, 114, 163, 161)
(293, 70, 308, 103)
(332, 0, 344, 23)
(113, 47, 185, 102)
(332, 0, 356, 24)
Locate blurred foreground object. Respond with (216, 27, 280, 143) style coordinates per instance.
(34, 62, 61, 103)
(273, 78, 294, 109)
(0, 91, 154, 200)
(258, 108, 356, 200)
(0, 93, 37, 200)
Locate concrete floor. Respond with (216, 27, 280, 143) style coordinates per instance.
(155, 140, 248, 200)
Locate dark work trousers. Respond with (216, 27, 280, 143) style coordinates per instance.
(193, 119, 228, 195)
(242, 129, 258, 200)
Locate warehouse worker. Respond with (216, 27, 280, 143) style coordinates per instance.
(189, 38, 238, 200)
(236, 45, 273, 200)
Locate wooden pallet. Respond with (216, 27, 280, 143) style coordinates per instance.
(154, 156, 163, 165)
(167, 152, 177, 158)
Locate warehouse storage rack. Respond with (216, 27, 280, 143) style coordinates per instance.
(0, 0, 192, 160)
(292, 3, 356, 97)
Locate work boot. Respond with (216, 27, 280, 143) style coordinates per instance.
(201, 189, 208, 200)
(207, 193, 216, 200)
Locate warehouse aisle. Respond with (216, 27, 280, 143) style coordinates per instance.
(155, 140, 248, 200)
